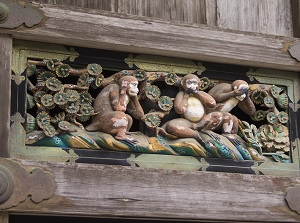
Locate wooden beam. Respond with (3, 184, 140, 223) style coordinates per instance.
(0, 3, 299, 71)
(0, 34, 12, 158)
(8, 159, 300, 222)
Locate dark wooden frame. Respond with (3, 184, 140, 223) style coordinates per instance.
(0, 34, 12, 158)
(292, 0, 300, 38)
(0, 3, 300, 222)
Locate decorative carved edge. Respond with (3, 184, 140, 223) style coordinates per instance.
(246, 68, 299, 104)
(127, 154, 209, 171)
(125, 54, 206, 75)
(286, 184, 300, 214)
(246, 68, 299, 176)
(10, 40, 80, 162)
(0, 0, 44, 29)
(251, 138, 300, 177)
(0, 158, 56, 209)
(12, 40, 79, 85)
(10, 112, 79, 163)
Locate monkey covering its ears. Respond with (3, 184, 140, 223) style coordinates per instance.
(86, 76, 144, 141)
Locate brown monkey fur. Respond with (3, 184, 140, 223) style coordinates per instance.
(205, 80, 256, 134)
(86, 76, 144, 140)
(160, 76, 254, 143)
(161, 74, 219, 143)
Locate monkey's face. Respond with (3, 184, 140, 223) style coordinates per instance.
(185, 78, 199, 93)
(127, 81, 139, 97)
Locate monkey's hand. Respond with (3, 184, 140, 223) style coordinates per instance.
(186, 88, 198, 94)
(120, 80, 129, 95)
(117, 105, 126, 112)
(234, 87, 248, 96)
(120, 86, 127, 95)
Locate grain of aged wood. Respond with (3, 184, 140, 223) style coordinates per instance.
(0, 4, 299, 72)
(0, 212, 8, 223)
(0, 34, 12, 158)
(25, 0, 295, 37)
(292, 0, 300, 38)
(7, 159, 300, 222)
(205, 0, 217, 26)
(31, 0, 207, 24)
(216, 0, 294, 36)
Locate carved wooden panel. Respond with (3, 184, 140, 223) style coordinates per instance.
(8, 40, 300, 178)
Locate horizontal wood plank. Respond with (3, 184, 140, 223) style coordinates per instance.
(24, 0, 295, 37)
(7, 159, 300, 222)
(0, 4, 299, 72)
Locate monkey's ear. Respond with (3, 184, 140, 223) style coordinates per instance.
(180, 78, 185, 87)
(198, 79, 201, 88)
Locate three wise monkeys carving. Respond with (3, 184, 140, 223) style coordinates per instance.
(86, 73, 255, 145)
(24, 58, 291, 161)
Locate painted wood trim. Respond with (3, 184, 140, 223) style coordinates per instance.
(6, 159, 300, 222)
(0, 34, 12, 158)
(0, 3, 299, 72)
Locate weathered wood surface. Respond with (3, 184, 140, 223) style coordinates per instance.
(0, 35, 12, 158)
(0, 212, 8, 223)
(25, 0, 295, 37)
(292, 0, 300, 38)
(0, 4, 299, 72)
(7, 159, 300, 222)
(216, 0, 294, 37)
(205, 0, 217, 26)
(28, 0, 207, 24)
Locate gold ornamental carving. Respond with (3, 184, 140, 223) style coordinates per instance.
(125, 54, 206, 75)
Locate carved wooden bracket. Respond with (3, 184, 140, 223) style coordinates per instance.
(0, 158, 56, 209)
(286, 185, 300, 215)
(0, 0, 44, 29)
